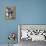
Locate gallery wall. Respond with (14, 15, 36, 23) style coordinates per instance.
(0, 0, 46, 44)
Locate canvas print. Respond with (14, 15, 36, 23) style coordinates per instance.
(5, 6, 16, 20)
(8, 32, 16, 46)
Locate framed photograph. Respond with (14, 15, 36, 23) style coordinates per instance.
(18, 24, 46, 41)
(5, 6, 16, 20)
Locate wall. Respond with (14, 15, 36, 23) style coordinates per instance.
(0, 0, 46, 44)
(17, 0, 46, 24)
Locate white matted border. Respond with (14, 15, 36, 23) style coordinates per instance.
(18, 25, 21, 43)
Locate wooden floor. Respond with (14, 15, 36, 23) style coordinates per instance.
(0, 40, 46, 46)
